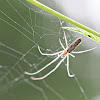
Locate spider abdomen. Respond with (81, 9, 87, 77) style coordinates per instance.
(67, 39, 81, 53)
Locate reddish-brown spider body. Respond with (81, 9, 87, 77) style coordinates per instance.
(62, 39, 81, 57)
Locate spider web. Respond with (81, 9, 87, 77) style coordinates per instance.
(0, 0, 99, 100)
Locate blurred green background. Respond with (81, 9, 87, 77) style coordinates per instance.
(0, 0, 100, 100)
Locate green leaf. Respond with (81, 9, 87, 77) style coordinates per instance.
(62, 27, 100, 43)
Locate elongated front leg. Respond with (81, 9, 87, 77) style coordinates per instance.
(24, 53, 63, 76)
(67, 54, 75, 77)
(64, 32, 68, 49)
(69, 53, 75, 58)
(31, 56, 67, 80)
(59, 39, 66, 50)
(38, 45, 63, 56)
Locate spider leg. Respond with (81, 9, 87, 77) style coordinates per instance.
(69, 53, 75, 58)
(31, 56, 67, 80)
(64, 31, 68, 49)
(38, 45, 64, 56)
(67, 54, 75, 77)
(72, 47, 96, 54)
(24, 53, 63, 75)
(59, 39, 65, 49)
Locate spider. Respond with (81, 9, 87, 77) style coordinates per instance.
(25, 32, 96, 80)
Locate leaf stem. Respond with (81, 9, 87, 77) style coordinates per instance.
(27, 0, 100, 38)
(62, 27, 100, 43)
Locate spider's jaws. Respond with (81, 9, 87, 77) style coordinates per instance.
(62, 51, 68, 57)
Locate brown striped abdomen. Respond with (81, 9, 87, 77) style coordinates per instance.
(67, 39, 81, 53)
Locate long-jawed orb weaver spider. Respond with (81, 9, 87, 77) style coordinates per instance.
(25, 32, 96, 80)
